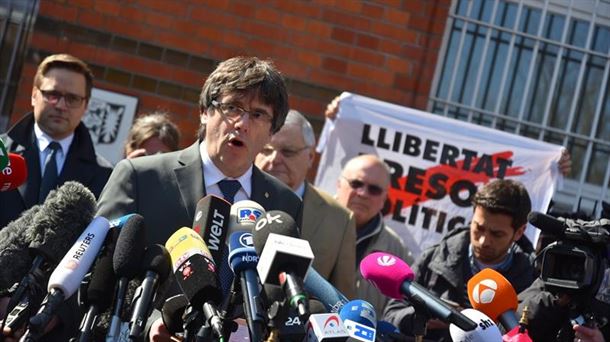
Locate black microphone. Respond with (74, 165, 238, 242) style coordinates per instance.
(23, 217, 110, 340)
(252, 211, 313, 318)
(165, 227, 225, 340)
(76, 227, 120, 342)
(106, 214, 147, 341)
(193, 195, 231, 264)
(161, 294, 189, 335)
(1, 182, 97, 335)
(527, 211, 566, 237)
(128, 244, 171, 340)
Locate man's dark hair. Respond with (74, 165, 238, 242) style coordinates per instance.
(198, 56, 289, 137)
(34, 54, 94, 99)
(472, 179, 532, 230)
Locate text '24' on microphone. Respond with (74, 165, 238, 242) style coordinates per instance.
(253, 210, 314, 319)
(360, 252, 477, 331)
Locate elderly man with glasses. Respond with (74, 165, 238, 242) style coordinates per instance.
(0, 53, 112, 229)
(335, 154, 412, 317)
(255, 109, 356, 299)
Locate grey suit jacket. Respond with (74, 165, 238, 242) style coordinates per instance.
(96, 141, 302, 247)
(301, 183, 356, 299)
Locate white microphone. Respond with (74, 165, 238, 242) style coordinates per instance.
(449, 308, 503, 342)
(25, 217, 110, 338)
(305, 313, 349, 341)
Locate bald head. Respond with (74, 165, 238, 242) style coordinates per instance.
(336, 154, 390, 229)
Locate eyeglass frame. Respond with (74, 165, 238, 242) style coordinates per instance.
(36, 87, 87, 108)
(260, 144, 311, 158)
(341, 176, 385, 196)
(210, 100, 274, 125)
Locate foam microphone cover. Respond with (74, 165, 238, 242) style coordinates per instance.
(0, 204, 42, 290)
(0, 153, 27, 191)
(141, 244, 171, 282)
(161, 294, 189, 334)
(449, 309, 502, 342)
(228, 200, 265, 234)
(252, 210, 299, 255)
(113, 214, 147, 279)
(87, 249, 116, 311)
(338, 299, 377, 328)
(467, 268, 518, 322)
(359, 252, 415, 299)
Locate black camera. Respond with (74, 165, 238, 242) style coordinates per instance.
(528, 212, 609, 296)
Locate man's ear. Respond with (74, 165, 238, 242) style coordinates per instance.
(513, 224, 526, 242)
(31, 87, 37, 106)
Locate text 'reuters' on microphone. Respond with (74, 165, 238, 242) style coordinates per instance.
(24, 216, 110, 339)
(106, 214, 147, 341)
(360, 252, 477, 332)
(1, 181, 97, 335)
(128, 244, 171, 340)
(0, 153, 27, 192)
(449, 308, 502, 342)
(253, 210, 314, 318)
(165, 227, 224, 340)
(467, 268, 519, 331)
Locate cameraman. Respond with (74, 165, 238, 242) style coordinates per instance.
(518, 249, 610, 341)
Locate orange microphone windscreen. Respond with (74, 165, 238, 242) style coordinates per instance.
(467, 268, 518, 322)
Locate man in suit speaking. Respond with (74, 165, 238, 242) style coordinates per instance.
(96, 57, 302, 338)
(255, 109, 356, 298)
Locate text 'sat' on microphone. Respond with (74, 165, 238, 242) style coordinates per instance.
(449, 308, 502, 342)
(360, 252, 477, 332)
(0, 153, 27, 192)
(467, 267, 519, 331)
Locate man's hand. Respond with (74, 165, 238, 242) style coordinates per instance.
(149, 318, 181, 342)
(558, 149, 572, 177)
(324, 96, 341, 120)
(126, 148, 149, 159)
(573, 324, 605, 342)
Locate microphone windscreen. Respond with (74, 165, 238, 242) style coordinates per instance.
(527, 211, 566, 237)
(449, 308, 502, 342)
(252, 210, 299, 255)
(228, 200, 265, 234)
(338, 299, 377, 329)
(113, 214, 146, 279)
(193, 195, 231, 264)
(467, 268, 518, 322)
(1, 153, 27, 191)
(87, 249, 116, 309)
(228, 231, 257, 273)
(142, 244, 171, 282)
(359, 252, 415, 300)
(303, 266, 348, 313)
(161, 294, 189, 334)
(0, 204, 42, 290)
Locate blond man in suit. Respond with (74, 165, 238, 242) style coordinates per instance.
(255, 109, 356, 298)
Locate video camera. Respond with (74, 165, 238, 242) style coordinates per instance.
(528, 212, 609, 297)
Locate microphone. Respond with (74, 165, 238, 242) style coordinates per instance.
(192, 195, 231, 263)
(449, 308, 502, 342)
(108, 213, 137, 229)
(25, 216, 110, 339)
(228, 231, 265, 341)
(360, 252, 477, 331)
(106, 214, 147, 341)
(0, 138, 8, 170)
(338, 299, 377, 341)
(0, 153, 27, 192)
(253, 211, 314, 318)
(1, 181, 97, 334)
(165, 227, 224, 340)
(76, 228, 119, 342)
(227, 199, 265, 234)
(161, 294, 189, 335)
(527, 211, 566, 237)
(467, 268, 519, 331)
(303, 267, 349, 313)
(305, 313, 349, 341)
(128, 244, 171, 339)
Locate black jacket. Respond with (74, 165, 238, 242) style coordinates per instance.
(1, 112, 113, 228)
(383, 227, 535, 340)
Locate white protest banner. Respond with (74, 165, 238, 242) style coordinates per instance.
(315, 92, 563, 257)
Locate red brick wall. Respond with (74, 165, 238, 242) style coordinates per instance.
(12, 0, 451, 149)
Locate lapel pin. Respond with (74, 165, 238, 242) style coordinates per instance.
(264, 192, 269, 198)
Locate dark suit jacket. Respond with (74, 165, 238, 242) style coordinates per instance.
(301, 183, 356, 299)
(96, 141, 302, 247)
(0, 112, 113, 229)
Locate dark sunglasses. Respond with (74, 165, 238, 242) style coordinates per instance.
(342, 177, 384, 196)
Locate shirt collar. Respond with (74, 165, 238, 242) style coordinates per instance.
(199, 141, 252, 197)
(295, 182, 306, 199)
(34, 122, 74, 154)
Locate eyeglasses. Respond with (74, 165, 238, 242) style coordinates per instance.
(211, 100, 273, 125)
(341, 176, 385, 196)
(260, 145, 310, 158)
(37, 88, 86, 108)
